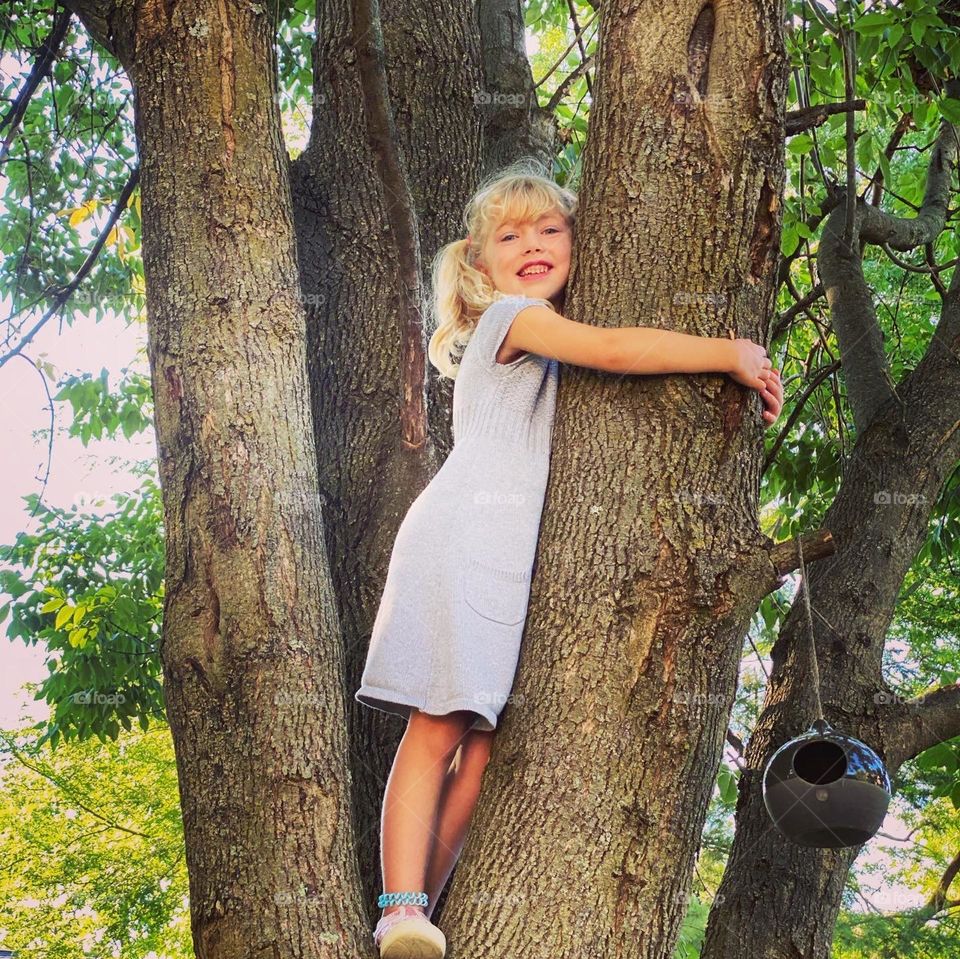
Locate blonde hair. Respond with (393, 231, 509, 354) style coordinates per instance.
(428, 159, 578, 380)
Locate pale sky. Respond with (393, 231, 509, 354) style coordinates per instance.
(0, 302, 153, 729)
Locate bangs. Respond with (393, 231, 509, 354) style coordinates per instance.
(473, 178, 573, 237)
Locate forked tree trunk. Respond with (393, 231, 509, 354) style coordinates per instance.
(437, 3, 792, 957)
(63, 0, 556, 952)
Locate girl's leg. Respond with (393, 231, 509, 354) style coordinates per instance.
(423, 726, 495, 921)
(380, 708, 476, 918)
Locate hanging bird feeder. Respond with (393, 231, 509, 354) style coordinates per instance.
(762, 717, 892, 848)
(761, 538, 892, 849)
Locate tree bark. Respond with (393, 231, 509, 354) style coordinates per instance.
(701, 90, 960, 959)
(436, 3, 791, 957)
(65, 0, 566, 948)
(63, 1, 370, 955)
(476, 0, 558, 174)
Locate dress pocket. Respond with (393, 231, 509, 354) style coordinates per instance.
(460, 556, 532, 625)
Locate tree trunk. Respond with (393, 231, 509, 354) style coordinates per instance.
(62, 2, 370, 955)
(64, 0, 562, 949)
(702, 103, 960, 959)
(437, 3, 791, 957)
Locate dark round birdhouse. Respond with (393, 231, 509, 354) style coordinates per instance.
(762, 718, 891, 848)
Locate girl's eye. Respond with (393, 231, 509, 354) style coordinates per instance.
(500, 227, 561, 241)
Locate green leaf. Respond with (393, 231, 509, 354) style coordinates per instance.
(0, 571, 30, 598)
(916, 743, 957, 772)
(55, 605, 74, 630)
(717, 764, 739, 804)
(937, 97, 960, 124)
(855, 13, 891, 36)
(780, 226, 800, 257)
(877, 149, 892, 186)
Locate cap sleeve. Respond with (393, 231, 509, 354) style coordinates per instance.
(475, 294, 553, 370)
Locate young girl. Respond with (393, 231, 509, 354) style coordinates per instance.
(355, 161, 783, 958)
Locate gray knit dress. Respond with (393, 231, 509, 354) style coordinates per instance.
(355, 293, 559, 732)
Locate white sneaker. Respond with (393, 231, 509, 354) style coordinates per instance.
(373, 905, 446, 958)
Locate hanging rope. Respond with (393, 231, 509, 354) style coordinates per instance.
(797, 536, 826, 723)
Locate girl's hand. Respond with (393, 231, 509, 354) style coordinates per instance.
(726, 337, 783, 427)
(727, 337, 772, 388)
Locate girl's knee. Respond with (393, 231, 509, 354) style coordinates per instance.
(448, 728, 495, 777)
(406, 708, 476, 761)
(466, 728, 495, 764)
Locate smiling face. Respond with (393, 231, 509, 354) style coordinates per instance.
(474, 209, 572, 308)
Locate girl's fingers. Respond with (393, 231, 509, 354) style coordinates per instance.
(758, 383, 781, 419)
(759, 379, 781, 399)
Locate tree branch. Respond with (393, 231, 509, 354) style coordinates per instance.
(869, 112, 915, 207)
(0, 6, 73, 164)
(839, 27, 858, 251)
(785, 99, 866, 136)
(767, 530, 835, 578)
(816, 79, 960, 433)
(57, 0, 132, 66)
(771, 282, 825, 340)
(0, 730, 153, 839)
(878, 243, 960, 276)
(0, 166, 139, 371)
(880, 682, 960, 769)
(545, 54, 595, 114)
(762, 360, 841, 473)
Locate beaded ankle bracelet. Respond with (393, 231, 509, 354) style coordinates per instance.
(378, 891, 429, 908)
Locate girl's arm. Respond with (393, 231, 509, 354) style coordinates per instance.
(507, 302, 782, 424)
(506, 303, 735, 376)
(604, 325, 734, 376)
